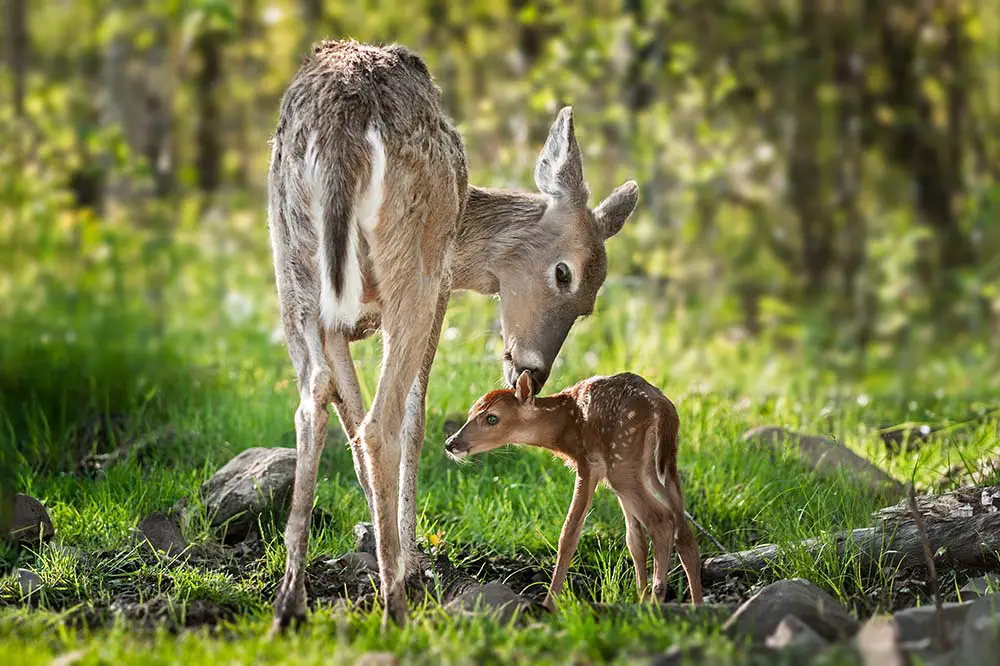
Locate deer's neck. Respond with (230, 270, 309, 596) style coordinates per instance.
(451, 185, 550, 293)
(530, 394, 585, 460)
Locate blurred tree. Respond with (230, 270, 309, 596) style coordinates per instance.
(5, 0, 28, 118)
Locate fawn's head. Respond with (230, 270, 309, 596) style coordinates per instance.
(498, 106, 638, 395)
(445, 372, 543, 460)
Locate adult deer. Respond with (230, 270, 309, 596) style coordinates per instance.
(267, 40, 638, 631)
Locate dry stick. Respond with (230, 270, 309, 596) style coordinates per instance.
(684, 510, 727, 554)
(907, 484, 948, 651)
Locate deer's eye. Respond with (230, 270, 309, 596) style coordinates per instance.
(485, 414, 498, 426)
(555, 262, 572, 287)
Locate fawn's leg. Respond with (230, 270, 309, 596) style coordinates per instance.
(271, 319, 333, 634)
(618, 497, 649, 600)
(398, 287, 450, 579)
(662, 471, 703, 604)
(544, 465, 597, 611)
(624, 483, 677, 604)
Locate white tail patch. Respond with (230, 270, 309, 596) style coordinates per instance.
(315, 126, 387, 329)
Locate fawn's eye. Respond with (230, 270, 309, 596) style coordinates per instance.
(485, 414, 498, 426)
(554, 262, 572, 287)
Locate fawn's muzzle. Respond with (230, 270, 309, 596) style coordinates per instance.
(444, 434, 469, 459)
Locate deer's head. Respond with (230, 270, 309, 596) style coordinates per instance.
(445, 371, 541, 460)
(498, 106, 638, 394)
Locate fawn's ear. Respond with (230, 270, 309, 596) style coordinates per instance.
(534, 106, 589, 206)
(514, 371, 535, 406)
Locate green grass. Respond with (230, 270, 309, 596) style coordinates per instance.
(3, 288, 1000, 665)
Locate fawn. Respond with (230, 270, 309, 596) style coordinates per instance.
(445, 371, 703, 610)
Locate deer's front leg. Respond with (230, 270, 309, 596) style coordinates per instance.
(543, 465, 597, 612)
(270, 323, 332, 636)
(398, 287, 450, 581)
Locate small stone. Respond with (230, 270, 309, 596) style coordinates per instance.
(355, 652, 397, 666)
(444, 583, 529, 623)
(354, 522, 377, 556)
(722, 578, 857, 644)
(16, 568, 41, 598)
(134, 511, 186, 555)
(765, 614, 829, 651)
(197, 447, 297, 543)
(330, 551, 378, 574)
(960, 575, 1000, 599)
(10, 494, 54, 545)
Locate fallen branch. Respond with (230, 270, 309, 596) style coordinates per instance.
(702, 485, 1000, 585)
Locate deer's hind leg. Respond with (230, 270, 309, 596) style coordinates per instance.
(659, 470, 703, 605)
(618, 496, 649, 600)
(269, 305, 334, 634)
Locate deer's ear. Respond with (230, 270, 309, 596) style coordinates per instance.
(594, 181, 639, 240)
(514, 371, 534, 405)
(534, 106, 589, 206)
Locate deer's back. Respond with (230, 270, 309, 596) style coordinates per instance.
(274, 40, 454, 145)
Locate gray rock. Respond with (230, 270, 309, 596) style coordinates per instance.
(766, 614, 830, 652)
(960, 575, 1000, 599)
(355, 653, 397, 666)
(354, 522, 377, 556)
(16, 568, 41, 599)
(134, 511, 186, 555)
(892, 600, 975, 650)
(951, 594, 1000, 665)
(330, 551, 378, 574)
(722, 578, 858, 644)
(444, 583, 530, 623)
(742, 426, 904, 500)
(10, 494, 54, 545)
(198, 447, 297, 543)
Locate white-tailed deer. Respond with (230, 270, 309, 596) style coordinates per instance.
(445, 371, 703, 609)
(267, 40, 638, 631)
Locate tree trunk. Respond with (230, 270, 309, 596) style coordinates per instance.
(5, 0, 28, 118)
(195, 29, 223, 195)
(234, 0, 256, 187)
(702, 485, 1000, 585)
(299, 0, 323, 55)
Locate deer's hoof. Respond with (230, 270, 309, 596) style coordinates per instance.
(381, 588, 409, 629)
(270, 576, 308, 636)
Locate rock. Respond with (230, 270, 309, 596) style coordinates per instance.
(16, 568, 42, 599)
(134, 512, 186, 555)
(10, 494, 54, 545)
(742, 426, 904, 500)
(443, 414, 465, 438)
(722, 578, 858, 644)
(948, 593, 1000, 665)
(854, 616, 906, 666)
(330, 551, 378, 574)
(765, 614, 829, 652)
(590, 602, 735, 625)
(354, 522, 377, 556)
(444, 583, 530, 623)
(960, 575, 1000, 599)
(197, 447, 297, 543)
(892, 601, 975, 650)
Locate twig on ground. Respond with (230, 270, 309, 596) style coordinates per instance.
(684, 510, 726, 554)
(907, 483, 947, 651)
